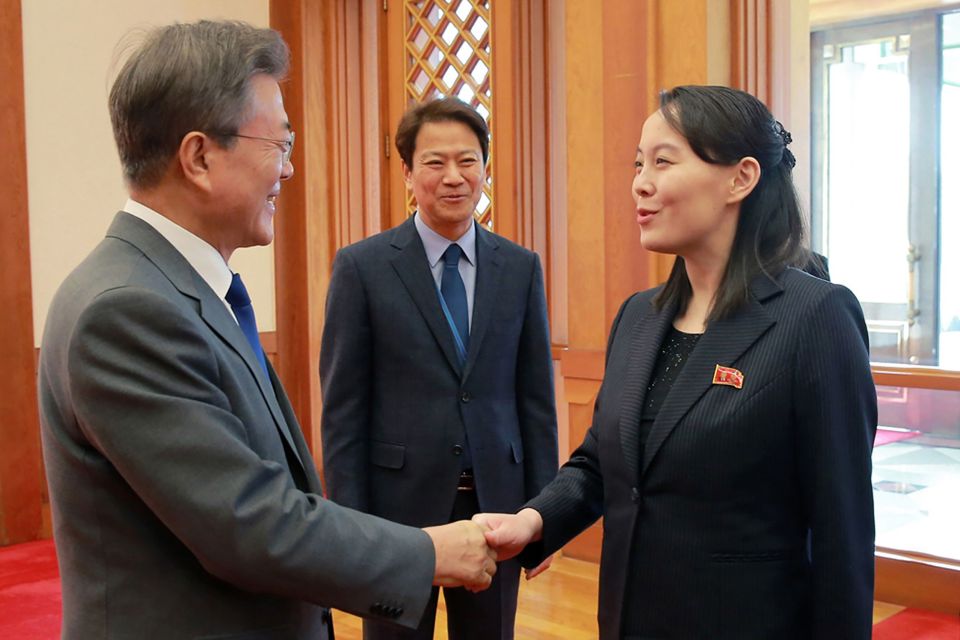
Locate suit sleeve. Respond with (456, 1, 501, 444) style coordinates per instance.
(520, 293, 638, 565)
(793, 286, 877, 639)
(320, 249, 373, 512)
(68, 285, 433, 628)
(516, 254, 560, 497)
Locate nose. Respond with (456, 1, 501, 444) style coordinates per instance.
(281, 157, 294, 181)
(632, 168, 653, 202)
(442, 162, 464, 185)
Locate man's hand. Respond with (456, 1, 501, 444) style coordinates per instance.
(471, 508, 543, 562)
(423, 520, 498, 593)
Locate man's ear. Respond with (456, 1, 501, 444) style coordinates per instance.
(178, 131, 215, 192)
(401, 161, 413, 189)
(727, 156, 761, 204)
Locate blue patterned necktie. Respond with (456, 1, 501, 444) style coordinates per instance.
(441, 244, 470, 357)
(225, 272, 269, 376)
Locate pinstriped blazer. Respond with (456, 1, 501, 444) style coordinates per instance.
(525, 268, 877, 640)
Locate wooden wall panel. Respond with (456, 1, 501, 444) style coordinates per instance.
(490, 0, 519, 243)
(271, 0, 387, 467)
(656, 1, 710, 88)
(0, 0, 43, 545)
(270, 0, 320, 455)
(601, 0, 654, 327)
(731, 0, 771, 103)
(554, 0, 722, 563)
(557, 364, 605, 562)
(563, 0, 608, 352)
(491, 0, 549, 259)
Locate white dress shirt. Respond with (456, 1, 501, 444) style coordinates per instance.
(123, 198, 236, 320)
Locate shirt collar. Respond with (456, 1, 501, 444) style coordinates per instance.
(123, 198, 234, 300)
(414, 213, 476, 268)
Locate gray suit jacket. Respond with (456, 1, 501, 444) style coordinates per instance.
(320, 217, 558, 527)
(38, 212, 434, 640)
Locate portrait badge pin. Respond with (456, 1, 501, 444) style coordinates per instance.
(712, 365, 744, 390)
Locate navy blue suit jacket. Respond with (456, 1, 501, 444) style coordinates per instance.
(526, 268, 877, 639)
(320, 217, 558, 527)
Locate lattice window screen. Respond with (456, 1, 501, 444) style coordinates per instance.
(404, 0, 493, 228)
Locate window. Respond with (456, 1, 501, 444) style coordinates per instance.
(401, 0, 493, 226)
(812, 10, 960, 369)
(872, 383, 960, 561)
(812, 9, 960, 566)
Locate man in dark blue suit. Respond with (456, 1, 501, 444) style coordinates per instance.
(320, 98, 559, 640)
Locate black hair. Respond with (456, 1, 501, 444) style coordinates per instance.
(394, 97, 489, 167)
(653, 85, 809, 322)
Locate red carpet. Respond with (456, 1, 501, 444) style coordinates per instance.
(0, 540, 61, 638)
(2, 540, 959, 638)
(875, 427, 922, 447)
(873, 608, 960, 639)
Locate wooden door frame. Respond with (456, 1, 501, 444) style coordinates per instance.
(0, 0, 44, 545)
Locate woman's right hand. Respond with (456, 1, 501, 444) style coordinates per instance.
(472, 508, 544, 561)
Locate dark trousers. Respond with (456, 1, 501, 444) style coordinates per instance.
(362, 488, 521, 640)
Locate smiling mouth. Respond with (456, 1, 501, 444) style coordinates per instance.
(636, 209, 658, 224)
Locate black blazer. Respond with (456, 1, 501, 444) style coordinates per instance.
(321, 217, 558, 526)
(526, 268, 877, 639)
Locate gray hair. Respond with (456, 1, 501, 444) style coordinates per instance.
(108, 20, 289, 188)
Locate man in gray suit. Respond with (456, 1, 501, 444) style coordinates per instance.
(37, 21, 495, 640)
(320, 98, 559, 640)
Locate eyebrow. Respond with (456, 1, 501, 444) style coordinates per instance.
(419, 149, 480, 158)
(636, 142, 681, 156)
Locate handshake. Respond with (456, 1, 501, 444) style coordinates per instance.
(422, 508, 547, 592)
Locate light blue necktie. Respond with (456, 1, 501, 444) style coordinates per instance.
(441, 244, 470, 359)
(225, 273, 269, 376)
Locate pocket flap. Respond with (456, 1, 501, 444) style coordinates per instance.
(371, 440, 405, 469)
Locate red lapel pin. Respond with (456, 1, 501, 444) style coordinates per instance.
(712, 365, 744, 389)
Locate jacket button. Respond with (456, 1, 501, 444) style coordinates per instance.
(370, 602, 383, 614)
(452, 445, 464, 456)
(460, 391, 471, 403)
(631, 487, 641, 503)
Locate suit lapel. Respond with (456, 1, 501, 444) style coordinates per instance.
(616, 296, 676, 481)
(196, 292, 305, 470)
(462, 225, 501, 382)
(268, 362, 320, 491)
(389, 218, 463, 376)
(106, 212, 305, 472)
(641, 275, 783, 476)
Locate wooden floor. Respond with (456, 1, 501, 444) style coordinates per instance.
(333, 556, 907, 638)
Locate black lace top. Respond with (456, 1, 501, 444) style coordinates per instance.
(636, 326, 701, 466)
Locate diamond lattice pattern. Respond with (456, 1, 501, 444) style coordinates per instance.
(404, 0, 493, 228)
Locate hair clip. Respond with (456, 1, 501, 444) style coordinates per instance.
(773, 120, 792, 146)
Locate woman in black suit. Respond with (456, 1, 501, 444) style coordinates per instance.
(475, 86, 877, 639)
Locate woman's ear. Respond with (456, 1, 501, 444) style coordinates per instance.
(727, 156, 761, 204)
